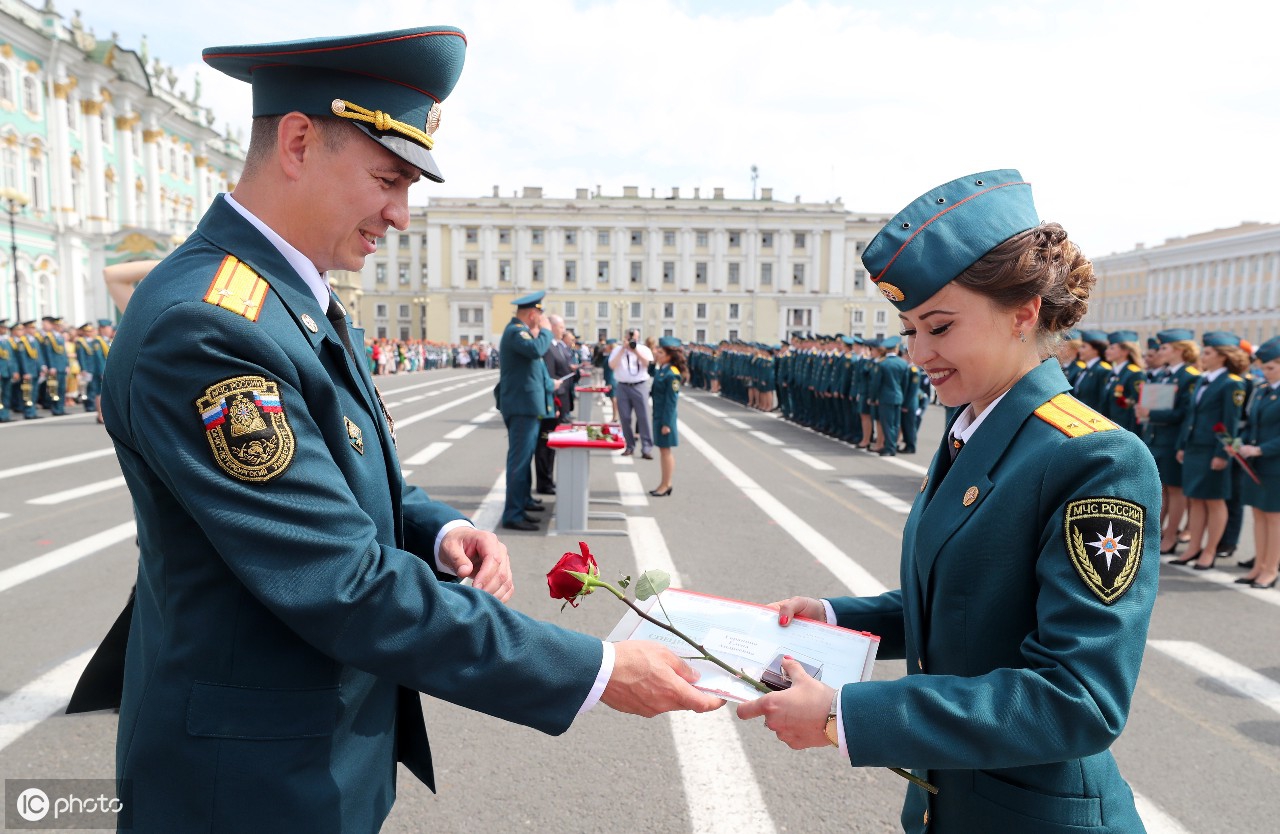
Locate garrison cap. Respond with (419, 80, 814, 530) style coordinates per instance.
(880, 335, 902, 350)
(21, 319, 36, 326)
(512, 291, 545, 310)
(203, 26, 466, 184)
(658, 336, 682, 349)
(1107, 330, 1139, 345)
(1256, 337, 1280, 364)
(1146, 337, 1159, 351)
(1079, 329, 1109, 346)
(1063, 329, 1081, 341)
(1157, 328, 1195, 344)
(1202, 331, 1240, 348)
(41, 315, 60, 323)
(862, 169, 1039, 311)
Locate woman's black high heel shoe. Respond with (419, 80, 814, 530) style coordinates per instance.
(1169, 551, 1201, 566)
(648, 487, 673, 497)
(1250, 578, 1277, 589)
(1160, 540, 1182, 555)
(1192, 554, 1219, 571)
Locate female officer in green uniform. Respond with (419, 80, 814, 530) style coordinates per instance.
(648, 336, 685, 497)
(1238, 336, 1280, 588)
(738, 169, 1160, 834)
(1135, 330, 1199, 554)
(1172, 331, 1247, 569)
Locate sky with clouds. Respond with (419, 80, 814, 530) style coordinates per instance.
(68, 0, 1279, 258)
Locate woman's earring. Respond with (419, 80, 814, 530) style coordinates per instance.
(1018, 330, 1027, 343)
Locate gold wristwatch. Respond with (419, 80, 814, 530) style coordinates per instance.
(824, 691, 840, 748)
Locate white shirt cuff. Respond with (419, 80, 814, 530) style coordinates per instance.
(821, 599, 837, 625)
(577, 640, 616, 715)
(836, 693, 848, 756)
(432, 519, 475, 575)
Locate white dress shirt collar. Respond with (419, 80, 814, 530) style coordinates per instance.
(950, 389, 1012, 445)
(224, 193, 330, 313)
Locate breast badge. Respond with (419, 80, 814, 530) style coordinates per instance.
(197, 376, 295, 482)
(1064, 497, 1144, 605)
(345, 416, 364, 455)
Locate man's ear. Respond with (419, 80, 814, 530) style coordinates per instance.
(276, 112, 317, 181)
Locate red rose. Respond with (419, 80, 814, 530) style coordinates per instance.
(547, 542, 597, 606)
(1213, 422, 1226, 433)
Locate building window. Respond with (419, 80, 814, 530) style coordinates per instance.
(761, 232, 774, 248)
(459, 308, 470, 324)
(728, 231, 741, 248)
(421, 264, 429, 281)
(852, 309, 865, 325)
(376, 263, 387, 283)
(377, 326, 388, 338)
(874, 309, 887, 325)
(22, 76, 39, 115)
(662, 262, 675, 284)
(728, 329, 739, 340)
(0, 65, 11, 102)
(465, 227, 478, 243)
(663, 230, 675, 246)
(398, 264, 409, 284)
(473, 308, 483, 324)
(597, 302, 609, 318)
(597, 230, 610, 247)
(465, 259, 478, 282)
(728, 303, 740, 319)
(761, 263, 773, 286)
(695, 262, 707, 284)
(397, 326, 408, 340)
(531, 228, 544, 245)
(499, 260, 512, 281)
(696, 231, 709, 248)
(629, 302, 641, 319)
(532, 260, 544, 282)
(498, 228, 511, 244)
(0, 141, 17, 191)
(565, 230, 577, 246)
(695, 328, 706, 342)
(630, 261, 642, 284)
(28, 150, 44, 211)
(565, 261, 577, 283)
(399, 235, 410, 249)
(630, 229, 643, 246)
(794, 232, 806, 249)
(67, 96, 77, 130)
(696, 303, 708, 319)
(564, 301, 577, 318)
(663, 328, 674, 338)
(728, 263, 740, 285)
(663, 303, 674, 318)
(597, 260, 609, 283)
(375, 303, 388, 318)
(169, 146, 177, 173)
(853, 268, 865, 291)
(398, 304, 411, 318)
(792, 263, 805, 286)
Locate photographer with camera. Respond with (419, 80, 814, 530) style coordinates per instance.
(609, 328, 655, 458)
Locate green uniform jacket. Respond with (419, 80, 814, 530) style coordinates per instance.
(1074, 359, 1113, 412)
(496, 317, 554, 419)
(101, 197, 601, 832)
(829, 359, 1159, 834)
(651, 364, 681, 445)
(875, 354, 908, 406)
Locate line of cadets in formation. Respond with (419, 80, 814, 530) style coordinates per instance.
(681, 327, 1278, 582)
(0, 316, 113, 422)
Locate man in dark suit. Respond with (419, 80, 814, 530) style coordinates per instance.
(534, 314, 576, 494)
(68, 28, 720, 832)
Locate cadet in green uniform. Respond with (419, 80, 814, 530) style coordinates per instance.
(1237, 336, 1280, 588)
(740, 169, 1159, 834)
(900, 360, 922, 454)
(497, 291, 554, 530)
(1057, 329, 1085, 387)
(76, 322, 110, 414)
(649, 336, 685, 497)
(1135, 329, 1199, 554)
(37, 316, 68, 415)
(10, 321, 41, 419)
(1073, 329, 1112, 411)
(1101, 331, 1145, 434)
(0, 320, 12, 422)
(872, 336, 907, 456)
(66, 29, 719, 832)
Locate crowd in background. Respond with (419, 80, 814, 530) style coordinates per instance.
(366, 339, 500, 375)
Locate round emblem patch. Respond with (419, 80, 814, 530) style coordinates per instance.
(1233, 389, 1245, 407)
(877, 282, 905, 302)
(300, 313, 319, 333)
(196, 375, 295, 482)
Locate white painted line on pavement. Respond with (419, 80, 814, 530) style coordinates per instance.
(0, 521, 137, 595)
(0, 448, 116, 482)
(375, 371, 497, 398)
(401, 470, 413, 479)
(782, 448, 835, 471)
(881, 455, 930, 476)
(0, 648, 95, 754)
(473, 471, 506, 533)
(444, 424, 478, 441)
(614, 471, 649, 507)
(470, 409, 499, 424)
(394, 386, 497, 430)
(1133, 790, 1193, 834)
(1166, 562, 1280, 608)
(0, 411, 99, 430)
(403, 442, 451, 467)
(1148, 640, 1280, 717)
(625, 516, 775, 834)
(612, 454, 634, 465)
(0, 513, 9, 520)
(687, 397, 727, 418)
(841, 479, 913, 514)
(28, 476, 127, 506)
(748, 430, 784, 447)
(724, 418, 751, 430)
(680, 421, 887, 596)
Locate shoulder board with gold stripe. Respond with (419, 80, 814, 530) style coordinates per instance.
(1127, 363, 1141, 372)
(1186, 366, 1201, 375)
(203, 255, 270, 322)
(1034, 393, 1120, 438)
(671, 367, 681, 375)
(1229, 374, 1243, 382)
(1100, 361, 1113, 370)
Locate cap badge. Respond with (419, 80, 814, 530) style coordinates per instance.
(877, 282, 905, 303)
(425, 102, 442, 136)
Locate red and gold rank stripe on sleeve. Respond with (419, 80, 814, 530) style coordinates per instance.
(1034, 393, 1120, 438)
(203, 255, 270, 322)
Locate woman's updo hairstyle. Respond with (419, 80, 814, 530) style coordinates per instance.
(952, 222, 1094, 347)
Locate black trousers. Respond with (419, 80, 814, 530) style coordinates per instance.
(534, 417, 559, 492)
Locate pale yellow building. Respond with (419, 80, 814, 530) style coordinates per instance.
(349, 185, 897, 345)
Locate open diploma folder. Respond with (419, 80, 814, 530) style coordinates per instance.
(606, 588, 880, 702)
(1138, 382, 1177, 411)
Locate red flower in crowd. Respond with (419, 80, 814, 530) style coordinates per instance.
(546, 541, 598, 607)
(1213, 422, 1226, 434)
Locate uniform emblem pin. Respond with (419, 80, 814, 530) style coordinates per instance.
(920, 475, 928, 493)
(962, 486, 979, 506)
(876, 281, 906, 302)
(301, 314, 318, 333)
(344, 416, 364, 455)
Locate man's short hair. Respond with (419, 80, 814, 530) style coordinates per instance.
(244, 114, 354, 172)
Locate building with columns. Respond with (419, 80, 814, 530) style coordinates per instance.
(1083, 221, 1280, 347)
(351, 185, 897, 345)
(0, 0, 243, 325)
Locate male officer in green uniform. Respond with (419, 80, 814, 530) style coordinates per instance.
(10, 321, 40, 419)
(0, 320, 12, 422)
(37, 315, 68, 415)
(497, 290, 554, 530)
(75, 321, 110, 413)
(67, 28, 720, 832)
(872, 336, 907, 455)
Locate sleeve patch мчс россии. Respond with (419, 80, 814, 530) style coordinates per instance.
(197, 375, 296, 482)
(1063, 497, 1145, 605)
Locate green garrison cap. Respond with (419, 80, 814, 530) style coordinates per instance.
(1202, 331, 1240, 348)
(97, 319, 113, 328)
(1079, 329, 1108, 346)
(513, 291, 545, 310)
(1256, 337, 1280, 363)
(1063, 329, 1082, 341)
(1108, 330, 1139, 345)
(203, 26, 467, 184)
(658, 336, 682, 349)
(1157, 328, 1195, 344)
(862, 169, 1038, 311)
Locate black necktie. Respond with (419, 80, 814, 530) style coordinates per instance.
(949, 434, 964, 462)
(326, 296, 357, 362)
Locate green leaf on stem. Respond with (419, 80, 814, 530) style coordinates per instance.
(635, 569, 671, 601)
(618, 575, 632, 589)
